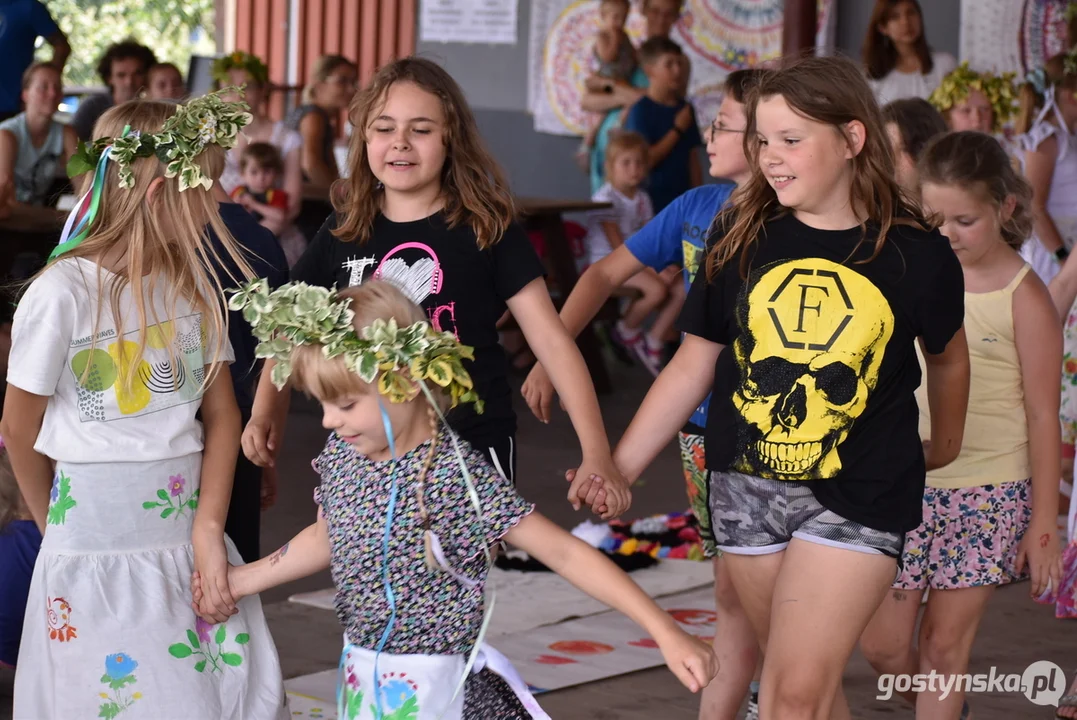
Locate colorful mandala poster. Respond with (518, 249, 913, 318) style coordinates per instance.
(527, 0, 836, 137)
(960, 0, 1071, 76)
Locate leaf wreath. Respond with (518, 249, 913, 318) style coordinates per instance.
(928, 62, 1018, 131)
(67, 87, 253, 192)
(228, 279, 484, 412)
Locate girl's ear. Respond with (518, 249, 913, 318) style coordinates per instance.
(145, 177, 165, 205)
(843, 120, 867, 159)
(999, 193, 1017, 224)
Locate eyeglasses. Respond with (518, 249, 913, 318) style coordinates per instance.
(709, 120, 746, 141)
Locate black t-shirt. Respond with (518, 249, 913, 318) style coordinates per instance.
(292, 211, 545, 446)
(678, 212, 964, 533)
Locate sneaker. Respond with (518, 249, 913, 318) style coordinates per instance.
(745, 692, 759, 720)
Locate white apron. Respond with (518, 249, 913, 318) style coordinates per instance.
(13, 455, 289, 720)
(338, 640, 549, 720)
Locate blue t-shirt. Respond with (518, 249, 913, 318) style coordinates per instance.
(623, 96, 704, 213)
(625, 183, 734, 428)
(211, 202, 289, 412)
(0, 519, 42, 667)
(0, 1, 60, 114)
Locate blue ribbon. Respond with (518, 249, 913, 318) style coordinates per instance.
(337, 400, 399, 720)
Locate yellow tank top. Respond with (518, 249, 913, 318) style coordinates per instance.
(916, 264, 1031, 488)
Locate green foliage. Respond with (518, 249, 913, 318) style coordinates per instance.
(39, 0, 216, 88)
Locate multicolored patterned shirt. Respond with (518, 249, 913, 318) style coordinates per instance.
(313, 432, 534, 655)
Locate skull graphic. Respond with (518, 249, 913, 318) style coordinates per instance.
(732, 258, 894, 479)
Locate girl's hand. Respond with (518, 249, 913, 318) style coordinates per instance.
(656, 625, 719, 693)
(569, 455, 631, 519)
(242, 415, 280, 467)
(521, 364, 557, 424)
(192, 526, 238, 623)
(190, 567, 247, 620)
(1015, 519, 1063, 599)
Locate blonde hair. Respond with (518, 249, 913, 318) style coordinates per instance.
(50, 100, 253, 391)
(604, 130, 649, 173)
(0, 449, 23, 531)
(289, 280, 451, 414)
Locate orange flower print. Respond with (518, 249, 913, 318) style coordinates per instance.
(47, 596, 77, 642)
(1065, 357, 1077, 376)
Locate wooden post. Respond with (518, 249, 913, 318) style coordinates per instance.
(783, 0, 817, 58)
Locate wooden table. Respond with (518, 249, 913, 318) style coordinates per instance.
(0, 204, 64, 276)
(518, 197, 614, 395)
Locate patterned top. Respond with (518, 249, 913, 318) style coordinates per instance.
(313, 432, 534, 655)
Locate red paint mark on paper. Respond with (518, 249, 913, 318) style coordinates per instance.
(549, 640, 615, 655)
(628, 638, 659, 648)
(535, 654, 577, 665)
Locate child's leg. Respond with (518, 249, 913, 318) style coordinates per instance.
(760, 540, 898, 720)
(647, 278, 686, 348)
(698, 554, 761, 720)
(915, 586, 994, 719)
(620, 269, 669, 329)
(859, 587, 926, 705)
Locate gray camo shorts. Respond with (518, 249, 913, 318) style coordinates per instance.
(709, 471, 904, 559)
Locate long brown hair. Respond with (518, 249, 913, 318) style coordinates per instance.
(334, 57, 515, 249)
(919, 131, 1033, 250)
(1015, 53, 1077, 135)
(862, 0, 934, 80)
(706, 55, 926, 280)
(47, 100, 254, 391)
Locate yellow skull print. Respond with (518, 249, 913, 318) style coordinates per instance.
(732, 258, 894, 479)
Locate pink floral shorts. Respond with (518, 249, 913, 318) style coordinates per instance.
(893, 480, 1031, 590)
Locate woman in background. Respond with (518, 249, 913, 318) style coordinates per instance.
(862, 0, 957, 105)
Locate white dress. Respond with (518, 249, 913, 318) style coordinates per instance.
(1015, 92, 1077, 285)
(9, 259, 288, 720)
(869, 51, 957, 105)
(582, 183, 654, 268)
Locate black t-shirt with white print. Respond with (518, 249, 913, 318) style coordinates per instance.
(292, 211, 546, 447)
(678, 212, 964, 533)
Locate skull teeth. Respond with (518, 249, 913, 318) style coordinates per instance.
(756, 440, 823, 475)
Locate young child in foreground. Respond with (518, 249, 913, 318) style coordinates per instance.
(196, 278, 718, 719)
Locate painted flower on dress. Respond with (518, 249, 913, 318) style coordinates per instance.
(46, 596, 77, 642)
(169, 475, 186, 496)
(50, 476, 59, 501)
(379, 676, 418, 713)
(98, 652, 141, 718)
(195, 616, 213, 643)
(105, 653, 138, 680)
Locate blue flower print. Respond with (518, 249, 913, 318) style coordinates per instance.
(105, 653, 138, 680)
(50, 476, 59, 502)
(380, 677, 417, 712)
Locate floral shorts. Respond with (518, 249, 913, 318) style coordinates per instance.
(893, 480, 1031, 591)
(678, 432, 718, 558)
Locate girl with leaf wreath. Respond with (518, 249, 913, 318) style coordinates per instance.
(200, 277, 718, 720)
(1, 93, 287, 719)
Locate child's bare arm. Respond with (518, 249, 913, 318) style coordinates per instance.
(231, 512, 332, 599)
(1, 387, 53, 533)
(595, 28, 619, 64)
(920, 329, 970, 471)
(635, 104, 695, 170)
(505, 512, 718, 692)
(600, 220, 626, 250)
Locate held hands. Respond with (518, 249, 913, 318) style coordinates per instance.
(191, 526, 238, 623)
(1015, 518, 1063, 600)
(565, 457, 632, 520)
(656, 624, 720, 693)
(190, 566, 247, 622)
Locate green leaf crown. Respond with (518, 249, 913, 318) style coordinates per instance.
(211, 51, 270, 86)
(228, 279, 484, 412)
(928, 62, 1018, 131)
(66, 88, 253, 192)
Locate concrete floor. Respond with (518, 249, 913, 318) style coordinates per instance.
(3, 359, 1076, 718)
